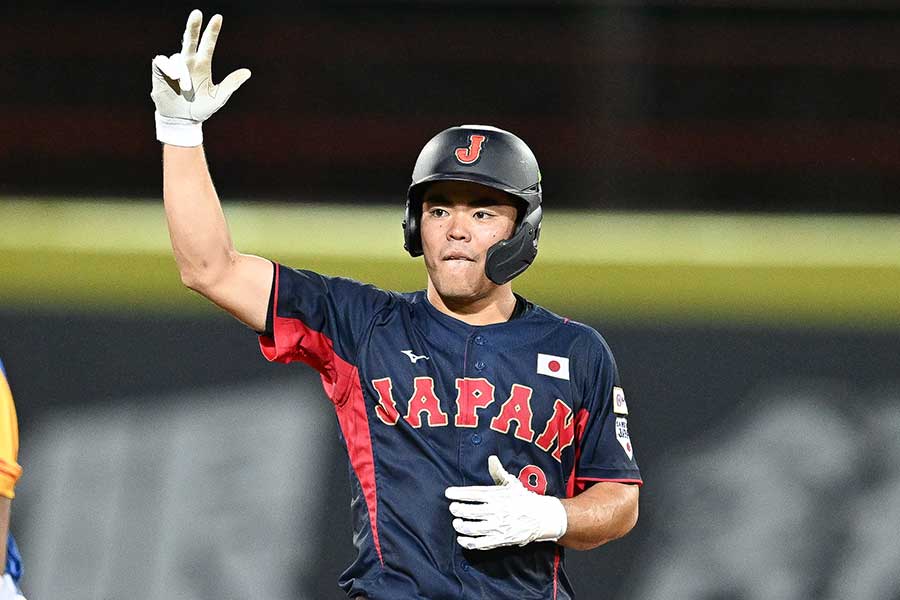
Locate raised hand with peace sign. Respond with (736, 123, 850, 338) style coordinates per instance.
(150, 10, 251, 147)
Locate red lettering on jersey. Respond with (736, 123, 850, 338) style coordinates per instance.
(454, 377, 496, 428)
(535, 399, 574, 461)
(518, 464, 548, 495)
(455, 134, 486, 165)
(489, 384, 536, 442)
(372, 377, 400, 425)
(404, 377, 449, 428)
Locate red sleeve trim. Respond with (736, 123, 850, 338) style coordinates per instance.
(257, 263, 337, 380)
(576, 476, 643, 487)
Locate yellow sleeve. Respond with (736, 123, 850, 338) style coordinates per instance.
(0, 367, 22, 499)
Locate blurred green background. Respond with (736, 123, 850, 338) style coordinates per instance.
(4, 199, 900, 327)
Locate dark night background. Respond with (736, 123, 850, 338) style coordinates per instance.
(3, 1, 899, 211)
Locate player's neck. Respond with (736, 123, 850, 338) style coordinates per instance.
(426, 281, 517, 326)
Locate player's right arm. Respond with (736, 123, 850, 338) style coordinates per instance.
(163, 145, 271, 331)
(152, 11, 269, 331)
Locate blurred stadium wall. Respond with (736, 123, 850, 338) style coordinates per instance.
(3, 1, 900, 599)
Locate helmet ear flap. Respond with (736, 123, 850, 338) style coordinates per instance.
(403, 195, 423, 257)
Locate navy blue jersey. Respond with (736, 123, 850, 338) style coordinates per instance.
(259, 264, 642, 600)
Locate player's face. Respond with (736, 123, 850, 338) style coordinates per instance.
(420, 181, 519, 302)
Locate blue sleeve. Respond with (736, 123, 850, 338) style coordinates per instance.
(6, 533, 22, 582)
(258, 264, 393, 377)
(572, 332, 642, 491)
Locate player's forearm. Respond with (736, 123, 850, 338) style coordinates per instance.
(162, 144, 237, 292)
(0, 497, 9, 564)
(558, 482, 639, 551)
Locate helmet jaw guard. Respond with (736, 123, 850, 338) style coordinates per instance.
(484, 205, 541, 285)
(403, 125, 543, 284)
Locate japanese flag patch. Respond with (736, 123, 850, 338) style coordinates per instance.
(615, 417, 633, 460)
(612, 386, 628, 415)
(537, 353, 570, 380)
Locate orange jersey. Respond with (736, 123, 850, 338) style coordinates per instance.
(0, 362, 22, 499)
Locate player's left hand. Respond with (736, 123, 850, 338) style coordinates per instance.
(445, 455, 568, 551)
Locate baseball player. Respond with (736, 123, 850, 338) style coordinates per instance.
(0, 360, 26, 600)
(152, 11, 641, 599)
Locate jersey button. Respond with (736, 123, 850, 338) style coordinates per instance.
(471, 433, 482, 445)
(461, 560, 470, 572)
(474, 360, 486, 371)
(474, 335, 485, 346)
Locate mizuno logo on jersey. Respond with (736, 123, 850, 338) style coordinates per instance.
(536, 353, 569, 380)
(401, 350, 430, 364)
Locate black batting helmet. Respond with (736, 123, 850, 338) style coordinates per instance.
(403, 125, 543, 285)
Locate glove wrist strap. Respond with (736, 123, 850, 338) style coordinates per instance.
(155, 112, 203, 147)
(545, 497, 568, 541)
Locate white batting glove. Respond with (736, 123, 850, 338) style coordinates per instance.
(445, 455, 568, 551)
(0, 574, 25, 600)
(150, 9, 251, 147)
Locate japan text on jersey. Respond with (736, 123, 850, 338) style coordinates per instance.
(259, 265, 642, 600)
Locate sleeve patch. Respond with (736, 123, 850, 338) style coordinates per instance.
(612, 386, 628, 415)
(615, 417, 633, 460)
